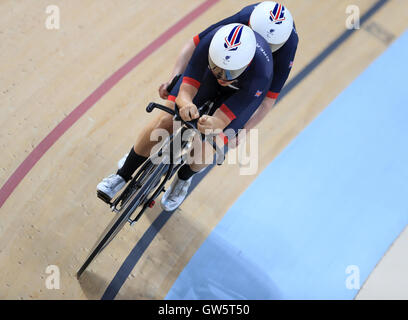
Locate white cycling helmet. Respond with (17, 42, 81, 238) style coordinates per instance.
(249, 1, 294, 52)
(208, 23, 256, 81)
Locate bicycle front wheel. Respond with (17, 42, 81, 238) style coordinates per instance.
(76, 162, 167, 278)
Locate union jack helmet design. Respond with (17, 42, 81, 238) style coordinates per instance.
(269, 3, 286, 24)
(224, 25, 244, 51)
(250, 1, 294, 52)
(209, 23, 256, 80)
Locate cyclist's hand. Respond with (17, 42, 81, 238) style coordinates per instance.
(179, 103, 199, 121)
(158, 81, 171, 99)
(198, 115, 219, 134)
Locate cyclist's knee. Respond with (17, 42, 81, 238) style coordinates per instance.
(164, 99, 176, 110)
(156, 113, 173, 131)
(156, 100, 175, 131)
(190, 163, 209, 172)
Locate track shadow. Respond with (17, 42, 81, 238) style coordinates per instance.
(166, 231, 281, 299)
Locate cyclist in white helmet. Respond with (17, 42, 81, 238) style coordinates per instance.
(97, 23, 274, 211)
(159, 1, 298, 143)
(249, 1, 294, 52)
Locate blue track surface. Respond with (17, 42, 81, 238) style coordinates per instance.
(166, 30, 408, 300)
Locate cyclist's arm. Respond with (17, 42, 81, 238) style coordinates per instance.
(171, 39, 195, 78)
(175, 82, 199, 121)
(158, 39, 196, 99)
(175, 32, 212, 120)
(267, 29, 299, 100)
(215, 75, 271, 129)
(243, 96, 276, 130)
(242, 31, 298, 128)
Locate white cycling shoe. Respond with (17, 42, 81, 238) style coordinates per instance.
(97, 174, 126, 202)
(160, 175, 192, 212)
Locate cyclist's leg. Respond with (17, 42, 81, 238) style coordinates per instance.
(133, 99, 176, 157)
(117, 75, 184, 180)
(160, 138, 217, 211)
(98, 104, 176, 200)
(189, 139, 217, 171)
(97, 78, 181, 201)
(124, 74, 185, 162)
(115, 101, 175, 183)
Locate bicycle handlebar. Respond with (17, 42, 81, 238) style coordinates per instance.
(146, 102, 197, 130)
(146, 102, 225, 165)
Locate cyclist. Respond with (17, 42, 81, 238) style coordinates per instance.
(97, 23, 273, 209)
(98, 1, 298, 211)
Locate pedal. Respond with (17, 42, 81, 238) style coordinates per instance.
(97, 190, 112, 205)
(111, 205, 120, 213)
(128, 218, 136, 227)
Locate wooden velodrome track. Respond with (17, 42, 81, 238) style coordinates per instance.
(1, 0, 407, 299)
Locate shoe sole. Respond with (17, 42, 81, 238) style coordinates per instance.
(160, 203, 177, 212)
(97, 190, 112, 204)
(160, 197, 182, 212)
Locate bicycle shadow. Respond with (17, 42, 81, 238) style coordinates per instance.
(77, 207, 280, 299)
(77, 271, 109, 300)
(135, 204, 281, 299)
(76, 270, 137, 301)
(165, 230, 282, 300)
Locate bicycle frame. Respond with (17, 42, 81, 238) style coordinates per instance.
(109, 114, 196, 224)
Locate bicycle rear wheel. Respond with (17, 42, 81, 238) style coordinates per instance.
(76, 161, 167, 278)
